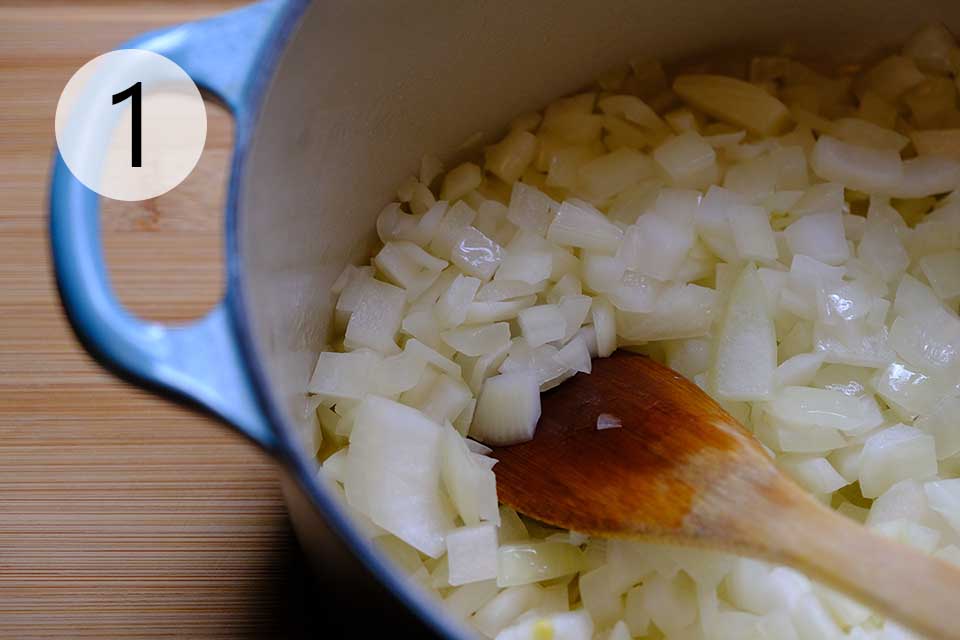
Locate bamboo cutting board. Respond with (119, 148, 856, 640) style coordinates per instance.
(0, 2, 311, 637)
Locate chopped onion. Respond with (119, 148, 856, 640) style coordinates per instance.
(497, 542, 585, 587)
(446, 523, 500, 586)
(557, 335, 592, 374)
(619, 211, 695, 281)
(711, 264, 777, 401)
(449, 226, 503, 281)
(435, 274, 482, 329)
(591, 297, 618, 357)
(442, 323, 511, 357)
(466, 294, 538, 324)
(507, 182, 556, 235)
(308, 349, 382, 402)
(517, 304, 567, 348)
(766, 386, 883, 433)
(810, 135, 903, 195)
(596, 413, 622, 430)
(495, 252, 552, 284)
(653, 130, 719, 189)
(918, 250, 960, 299)
(343, 278, 407, 354)
(859, 425, 938, 498)
(616, 284, 717, 342)
(673, 74, 791, 135)
(784, 212, 850, 266)
(547, 200, 623, 253)
(344, 396, 451, 557)
(472, 371, 541, 446)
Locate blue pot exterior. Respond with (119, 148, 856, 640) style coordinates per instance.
(48, 2, 465, 637)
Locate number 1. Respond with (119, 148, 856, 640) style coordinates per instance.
(112, 81, 141, 167)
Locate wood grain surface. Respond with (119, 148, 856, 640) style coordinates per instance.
(0, 2, 310, 637)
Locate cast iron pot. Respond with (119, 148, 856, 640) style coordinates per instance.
(49, 0, 959, 636)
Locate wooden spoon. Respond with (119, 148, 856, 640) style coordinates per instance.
(492, 351, 960, 640)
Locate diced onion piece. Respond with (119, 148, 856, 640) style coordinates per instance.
(403, 338, 461, 378)
(441, 162, 482, 201)
(916, 395, 960, 459)
(727, 204, 778, 262)
(864, 55, 926, 101)
(784, 212, 850, 266)
(859, 424, 938, 498)
(639, 572, 699, 636)
(596, 413, 622, 430)
(893, 156, 960, 198)
(344, 396, 450, 557)
(473, 585, 543, 638)
(653, 131, 718, 189)
(779, 455, 849, 494)
(517, 304, 567, 348)
(866, 479, 928, 527)
(497, 542, 584, 587)
(466, 295, 538, 324)
(724, 155, 778, 202)
(558, 295, 593, 341)
(308, 350, 382, 401)
(873, 360, 954, 416)
(477, 279, 544, 302)
(889, 312, 960, 376)
(711, 264, 777, 401)
(459, 339, 512, 395)
(374, 351, 429, 396)
(598, 94, 669, 132)
(415, 373, 473, 425)
(582, 253, 627, 294)
(374, 241, 447, 299)
(894, 274, 945, 319)
(450, 226, 503, 281)
(810, 135, 903, 195)
(577, 148, 655, 200)
(442, 323, 511, 357)
(495, 252, 552, 285)
(673, 74, 791, 136)
(446, 524, 499, 586)
(617, 284, 718, 342)
(547, 200, 623, 253)
(924, 479, 960, 534)
(695, 186, 742, 262)
(435, 274, 482, 329)
(472, 371, 541, 446)
(344, 278, 407, 354)
(442, 580, 499, 619)
(591, 297, 617, 357)
(620, 213, 695, 281)
(440, 426, 500, 526)
(903, 23, 958, 73)
(774, 352, 826, 388)
(813, 318, 896, 368)
(766, 386, 883, 433)
(485, 130, 537, 184)
(507, 182, 555, 235)
(607, 271, 661, 313)
(828, 117, 909, 151)
(557, 335, 592, 374)
(858, 200, 909, 283)
(918, 250, 960, 299)
(430, 201, 477, 257)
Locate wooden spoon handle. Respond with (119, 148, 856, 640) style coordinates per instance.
(766, 496, 960, 640)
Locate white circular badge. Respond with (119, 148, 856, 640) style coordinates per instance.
(55, 49, 207, 202)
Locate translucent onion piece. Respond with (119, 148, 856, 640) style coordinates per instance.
(859, 425, 938, 498)
(810, 135, 903, 195)
(472, 371, 541, 446)
(673, 74, 791, 135)
(446, 523, 500, 586)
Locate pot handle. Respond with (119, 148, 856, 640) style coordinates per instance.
(49, 0, 303, 451)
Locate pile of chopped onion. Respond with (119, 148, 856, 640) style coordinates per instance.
(308, 23, 960, 640)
